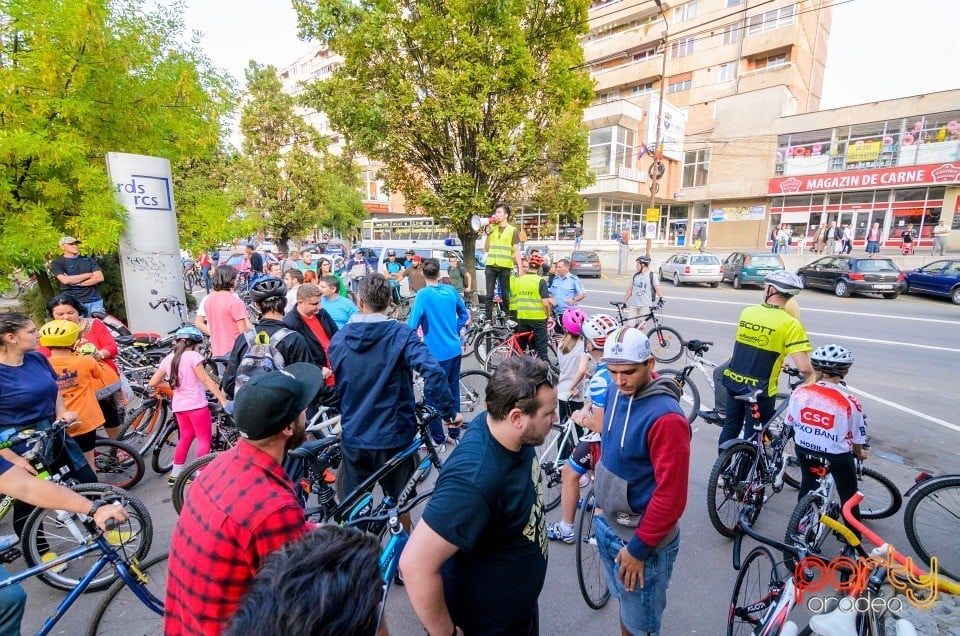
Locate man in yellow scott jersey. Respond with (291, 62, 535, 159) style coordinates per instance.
(515, 254, 554, 362)
(483, 202, 523, 319)
(719, 271, 813, 448)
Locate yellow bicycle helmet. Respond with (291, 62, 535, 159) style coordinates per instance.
(39, 320, 81, 348)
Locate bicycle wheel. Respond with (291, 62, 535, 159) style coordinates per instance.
(474, 327, 509, 366)
(118, 401, 167, 455)
(708, 443, 759, 538)
(783, 491, 836, 568)
(575, 487, 610, 610)
(727, 546, 782, 636)
(483, 342, 513, 373)
(535, 425, 565, 512)
(858, 466, 902, 519)
(172, 453, 218, 514)
(150, 422, 179, 474)
(646, 325, 683, 363)
(22, 484, 154, 592)
(86, 552, 167, 636)
(658, 368, 700, 425)
(458, 370, 490, 423)
(904, 476, 960, 582)
(92, 439, 145, 490)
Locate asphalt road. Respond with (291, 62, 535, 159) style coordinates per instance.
(12, 273, 960, 634)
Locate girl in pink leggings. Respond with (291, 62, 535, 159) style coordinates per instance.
(149, 326, 227, 485)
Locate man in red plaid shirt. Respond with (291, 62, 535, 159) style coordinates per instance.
(164, 364, 321, 635)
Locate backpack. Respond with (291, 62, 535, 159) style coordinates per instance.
(234, 328, 294, 393)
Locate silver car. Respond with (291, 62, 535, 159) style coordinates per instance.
(659, 252, 723, 287)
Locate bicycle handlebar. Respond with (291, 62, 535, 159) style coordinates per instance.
(734, 506, 804, 570)
(0, 419, 72, 451)
(341, 489, 435, 528)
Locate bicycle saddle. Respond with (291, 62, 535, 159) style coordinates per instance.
(686, 339, 713, 354)
(609, 301, 626, 308)
(287, 436, 340, 461)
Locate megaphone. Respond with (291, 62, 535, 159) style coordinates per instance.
(471, 215, 495, 231)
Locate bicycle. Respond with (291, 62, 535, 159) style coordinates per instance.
(0, 493, 162, 636)
(482, 322, 559, 372)
(182, 262, 201, 292)
(903, 472, 960, 582)
(535, 413, 583, 512)
(388, 294, 415, 321)
(609, 300, 683, 363)
(574, 485, 610, 610)
(0, 269, 37, 300)
(90, 436, 144, 491)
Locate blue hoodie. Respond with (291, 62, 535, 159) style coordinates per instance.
(407, 283, 469, 361)
(329, 314, 457, 450)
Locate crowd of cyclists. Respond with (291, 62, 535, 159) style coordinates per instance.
(0, 215, 942, 636)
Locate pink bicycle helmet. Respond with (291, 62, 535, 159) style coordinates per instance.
(561, 307, 587, 335)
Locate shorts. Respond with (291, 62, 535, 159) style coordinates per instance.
(567, 439, 601, 475)
(337, 445, 417, 501)
(595, 515, 680, 636)
(71, 429, 99, 453)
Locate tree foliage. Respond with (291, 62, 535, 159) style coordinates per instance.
(293, 0, 594, 269)
(0, 0, 235, 273)
(236, 62, 365, 252)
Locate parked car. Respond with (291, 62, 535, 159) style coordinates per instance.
(659, 253, 723, 287)
(797, 256, 905, 299)
(524, 244, 552, 266)
(904, 259, 960, 304)
(722, 252, 785, 288)
(569, 251, 602, 278)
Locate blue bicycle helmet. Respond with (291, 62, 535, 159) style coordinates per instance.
(174, 326, 204, 343)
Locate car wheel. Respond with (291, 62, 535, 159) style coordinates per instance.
(882, 292, 900, 300)
(709, 282, 719, 288)
(733, 276, 741, 289)
(834, 280, 851, 298)
(952, 286, 960, 305)
(673, 273, 681, 287)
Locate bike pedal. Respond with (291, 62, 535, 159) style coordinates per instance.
(0, 548, 21, 564)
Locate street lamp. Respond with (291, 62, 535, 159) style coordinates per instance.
(646, 0, 669, 257)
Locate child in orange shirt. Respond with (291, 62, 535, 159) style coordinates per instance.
(39, 320, 105, 470)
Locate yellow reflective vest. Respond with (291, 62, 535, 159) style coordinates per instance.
(487, 224, 516, 269)
(515, 273, 547, 320)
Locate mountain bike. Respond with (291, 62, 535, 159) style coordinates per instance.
(90, 437, 144, 490)
(609, 301, 683, 363)
(903, 472, 960, 582)
(575, 485, 610, 610)
(0, 493, 162, 636)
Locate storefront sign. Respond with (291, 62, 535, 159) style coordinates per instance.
(711, 205, 766, 222)
(769, 163, 960, 194)
(845, 141, 882, 163)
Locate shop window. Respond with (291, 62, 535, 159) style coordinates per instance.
(840, 191, 874, 205)
(718, 61, 737, 82)
(668, 79, 691, 94)
(672, 1, 698, 24)
(671, 37, 695, 58)
(747, 4, 796, 34)
(894, 188, 927, 202)
(682, 149, 710, 188)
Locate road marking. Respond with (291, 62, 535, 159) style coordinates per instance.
(844, 386, 960, 433)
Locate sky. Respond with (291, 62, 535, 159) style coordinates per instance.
(181, 0, 960, 109)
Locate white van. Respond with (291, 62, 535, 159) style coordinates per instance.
(361, 239, 486, 294)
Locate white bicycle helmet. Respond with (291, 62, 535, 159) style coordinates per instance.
(765, 270, 804, 296)
(581, 314, 619, 349)
(811, 344, 854, 375)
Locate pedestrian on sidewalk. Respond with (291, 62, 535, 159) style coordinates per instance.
(932, 220, 949, 256)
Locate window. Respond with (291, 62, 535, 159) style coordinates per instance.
(672, 1, 698, 24)
(723, 21, 743, 45)
(633, 48, 658, 63)
(631, 82, 655, 97)
(726, 0, 743, 6)
(718, 61, 736, 82)
(598, 90, 620, 103)
(747, 4, 796, 34)
(682, 149, 710, 187)
(671, 37, 694, 58)
(760, 53, 787, 70)
(667, 79, 691, 94)
(589, 126, 635, 176)
(362, 170, 388, 202)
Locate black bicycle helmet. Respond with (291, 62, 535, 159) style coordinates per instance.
(811, 344, 854, 375)
(636, 254, 652, 265)
(250, 276, 288, 302)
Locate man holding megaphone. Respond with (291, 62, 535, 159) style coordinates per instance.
(478, 202, 523, 319)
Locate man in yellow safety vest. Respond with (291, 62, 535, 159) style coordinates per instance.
(514, 253, 555, 363)
(483, 202, 523, 319)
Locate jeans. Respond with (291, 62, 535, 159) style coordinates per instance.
(201, 265, 212, 293)
(0, 565, 26, 636)
(933, 236, 946, 256)
(81, 298, 104, 318)
(516, 319, 550, 364)
(424, 356, 461, 444)
(595, 516, 680, 635)
(484, 266, 513, 317)
(719, 391, 776, 448)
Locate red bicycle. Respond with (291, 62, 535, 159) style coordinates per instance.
(482, 320, 558, 372)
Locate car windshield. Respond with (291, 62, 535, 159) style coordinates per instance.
(572, 252, 597, 260)
(750, 255, 781, 267)
(854, 259, 899, 272)
(691, 255, 719, 265)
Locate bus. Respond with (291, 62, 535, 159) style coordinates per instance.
(361, 216, 457, 242)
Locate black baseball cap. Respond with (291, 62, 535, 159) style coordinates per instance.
(405, 249, 416, 255)
(233, 363, 323, 440)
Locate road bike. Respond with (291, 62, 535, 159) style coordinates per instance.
(609, 300, 683, 363)
(482, 323, 559, 372)
(575, 485, 610, 610)
(903, 472, 960, 582)
(535, 414, 583, 512)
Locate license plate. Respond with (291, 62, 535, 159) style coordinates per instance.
(698, 269, 714, 274)
(873, 284, 893, 290)
(756, 269, 773, 274)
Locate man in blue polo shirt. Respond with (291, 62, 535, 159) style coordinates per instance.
(548, 258, 585, 330)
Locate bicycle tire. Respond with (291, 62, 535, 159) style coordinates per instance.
(172, 453, 218, 514)
(473, 327, 509, 366)
(457, 370, 490, 423)
(119, 401, 168, 456)
(708, 443, 760, 538)
(658, 368, 700, 425)
(727, 546, 782, 636)
(783, 491, 836, 568)
(904, 476, 960, 582)
(92, 439, 145, 490)
(782, 435, 801, 490)
(483, 342, 513, 373)
(646, 325, 683, 363)
(150, 422, 179, 474)
(22, 484, 154, 592)
(575, 486, 610, 610)
(536, 425, 565, 512)
(858, 466, 902, 519)
(86, 552, 167, 636)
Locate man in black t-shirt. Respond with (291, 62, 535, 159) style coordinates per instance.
(400, 356, 556, 636)
(246, 244, 264, 284)
(49, 236, 104, 317)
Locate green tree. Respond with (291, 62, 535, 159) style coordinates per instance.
(237, 62, 365, 252)
(293, 0, 594, 271)
(0, 0, 234, 288)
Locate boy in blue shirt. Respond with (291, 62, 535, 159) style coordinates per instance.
(318, 275, 358, 329)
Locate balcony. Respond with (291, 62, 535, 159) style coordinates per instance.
(583, 100, 645, 130)
(741, 22, 799, 58)
(581, 165, 647, 197)
(738, 63, 796, 95)
(591, 54, 663, 92)
(588, 0, 669, 33)
(583, 26, 662, 63)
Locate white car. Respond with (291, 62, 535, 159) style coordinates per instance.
(659, 252, 723, 287)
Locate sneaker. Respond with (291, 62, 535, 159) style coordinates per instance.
(546, 521, 575, 545)
(0, 535, 19, 552)
(698, 409, 726, 425)
(103, 530, 134, 546)
(41, 552, 68, 574)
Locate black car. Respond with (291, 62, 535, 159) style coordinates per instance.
(797, 256, 906, 299)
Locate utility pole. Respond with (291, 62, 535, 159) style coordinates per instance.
(646, 0, 670, 258)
